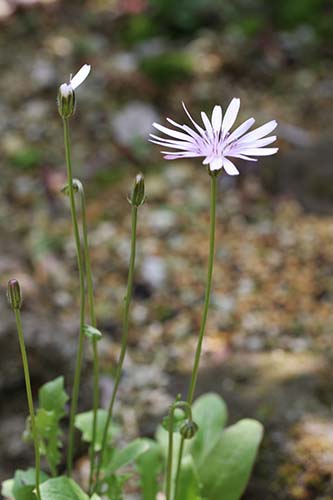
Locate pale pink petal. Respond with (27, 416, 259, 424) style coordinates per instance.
(152, 123, 194, 142)
(238, 147, 279, 156)
(238, 120, 278, 144)
(149, 133, 195, 146)
(224, 118, 255, 145)
(227, 153, 258, 161)
(211, 105, 222, 133)
(149, 139, 195, 150)
(242, 135, 277, 148)
(201, 111, 214, 137)
(209, 157, 223, 171)
(223, 157, 240, 175)
(164, 152, 203, 159)
(222, 98, 240, 135)
(182, 102, 206, 136)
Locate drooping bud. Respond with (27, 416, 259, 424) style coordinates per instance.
(128, 173, 145, 207)
(179, 419, 198, 439)
(7, 279, 23, 310)
(57, 83, 76, 119)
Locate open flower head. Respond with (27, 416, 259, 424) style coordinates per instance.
(150, 98, 278, 175)
(58, 64, 91, 118)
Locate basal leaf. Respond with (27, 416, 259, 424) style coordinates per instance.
(39, 477, 89, 500)
(106, 438, 150, 474)
(175, 455, 202, 500)
(12, 469, 48, 500)
(190, 392, 228, 467)
(136, 439, 162, 500)
(75, 409, 118, 452)
(198, 419, 263, 500)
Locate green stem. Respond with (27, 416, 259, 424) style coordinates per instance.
(14, 309, 41, 500)
(174, 175, 217, 499)
(63, 118, 86, 476)
(76, 179, 100, 494)
(94, 205, 138, 493)
(166, 407, 175, 500)
(166, 401, 192, 500)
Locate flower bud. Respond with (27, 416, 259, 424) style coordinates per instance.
(128, 173, 145, 207)
(7, 279, 22, 310)
(57, 83, 76, 119)
(179, 419, 198, 439)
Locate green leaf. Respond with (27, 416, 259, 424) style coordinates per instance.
(35, 409, 62, 473)
(190, 392, 228, 467)
(1, 479, 14, 498)
(39, 477, 89, 500)
(34, 377, 68, 474)
(106, 438, 150, 474)
(83, 324, 102, 342)
(39, 376, 68, 417)
(136, 439, 162, 500)
(90, 495, 102, 500)
(198, 419, 263, 500)
(12, 469, 48, 500)
(75, 409, 118, 452)
(176, 455, 202, 500)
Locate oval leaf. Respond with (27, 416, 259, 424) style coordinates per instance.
(198, 419, 263, 500)
(39, 477, 89, 500)
(190, 392, 228, 467)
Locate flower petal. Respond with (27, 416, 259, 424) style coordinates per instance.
(166, 118, 204, 143)
(224, 117, 255, 145)
(243, 135, 277, 148)
(238, 120, 278, 144)
(238, 147, 279, 156)
(152, 123, 194, 142)
(211, 105, 222, 134)
(149, 139, 195, 150)
(227, 153, 258, 161)
(70, 64, 91, 90)
(201, 111, 214, 138)
(209, 157, 223, 171)
(182, 102, 206, 136)
(223, 157, 240, 175)
(222, 98, 240, 135)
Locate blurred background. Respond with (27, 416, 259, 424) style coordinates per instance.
(1, 0, 333, 498)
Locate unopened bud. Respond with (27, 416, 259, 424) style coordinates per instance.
(179, 419, 198, 439)
(57, 83, 76, 119)
(7, 279, 22, 310)
(128, 173, 145, 207)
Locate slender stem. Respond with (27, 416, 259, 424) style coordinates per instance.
(63, 118, 86, 476)
(174, 175, 217, 499)
(165, 401, 192, 500)
(94, 205, 138, 493)
(14, 309, 41, 500)
(174, 438, 184, 500)
(76, 180, 100, 494)
(166, 408, 175, 500)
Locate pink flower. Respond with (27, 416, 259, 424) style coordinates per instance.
(150, 99, 278, 175)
